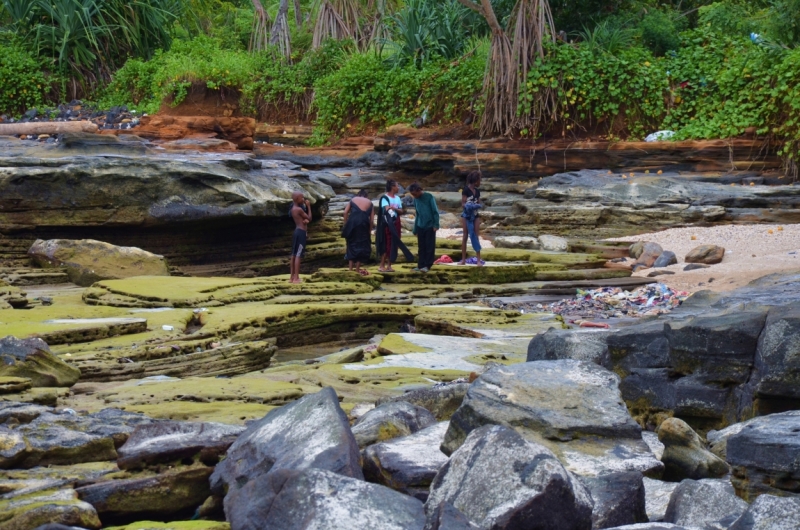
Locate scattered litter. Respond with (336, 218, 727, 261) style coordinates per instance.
(162, 324, 174, 331)
(136, 375, 181, 385)
(193, 308, 208, 313)
(645, 130, 675, 142)
(464, 257, 486, 265)
(60, 408, 77, 415)
(434, 255, 454, 265)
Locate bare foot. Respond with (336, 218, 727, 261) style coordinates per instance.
(458, 261, 466, 265)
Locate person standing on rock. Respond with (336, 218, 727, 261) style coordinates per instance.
(342, 189, 374, 275)
(376, 179, 414, 272)
(289, 191, 311, 283)
(409, 183, 439, 273)
(459, 170, 483, 266)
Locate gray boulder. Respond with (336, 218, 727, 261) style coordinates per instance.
(0, 336, 80, 387)
(664, 479, 748, 530)
(379, 383, 469, 420)
(494, 236, 540, 250)
(363, 421, 450, 501)
(427, 425, 594, 529)
(526, 328, 613, 368)
(751, 303, 800, 401)
(539, 234, 569, 252)
(658, 418, 729, 481)
(117, 420, 244, 470)
(442, 361, 662, 478)
(424, 502, 480, 530)
(607, 321, 670, 376)
(729, 494, 800, 530)
(210, 387, 362, 499)
(726, 411, 800, 501)
(636, 242, 664, 268)
(643, 478, 679, 522)
(581, 471, 648, 529)
(653, 251, 677, 268)
(351, 401, 436, 448)
(605, 524, 692, 529)
(0, 402, 52, 424)
(707, 421, 750, 461)
(225, 467, 425, 530)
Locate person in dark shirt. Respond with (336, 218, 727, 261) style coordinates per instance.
(409, 182, 439, 273)
(459, 170, 483, 266)
(342, 189, 374, 275)
(289, 191, 311, 283)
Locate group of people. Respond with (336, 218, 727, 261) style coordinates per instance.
(288, 171, 484, 281)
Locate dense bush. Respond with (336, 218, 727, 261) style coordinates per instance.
(0, 43, 51, 116)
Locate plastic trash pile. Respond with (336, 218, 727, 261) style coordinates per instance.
(546, 283, 689, 319)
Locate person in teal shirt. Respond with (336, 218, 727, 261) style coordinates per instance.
(409, 182, 440, 273)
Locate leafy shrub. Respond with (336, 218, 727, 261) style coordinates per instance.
(575, 19, 638, 56)
(0, 43, 50, 116)
(639, 10, 682, 57)
(698, 2, 758, 37)
(384, 0, 469, 67)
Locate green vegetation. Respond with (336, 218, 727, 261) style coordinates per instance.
(2, 0, 800, 173)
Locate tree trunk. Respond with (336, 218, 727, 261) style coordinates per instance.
(0, 121, 99, 136)
(294, 0, 303, 29)
(270, 0, 292, 60)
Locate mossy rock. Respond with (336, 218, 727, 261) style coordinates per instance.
(105, 521, 230, 530)
(0, 489, 102, 530)
(308, 268, 384, 289)
(0, 377, 31, 395)
(0, 336, 80, 388)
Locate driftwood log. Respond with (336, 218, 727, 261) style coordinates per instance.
(0, 121, 99, 136)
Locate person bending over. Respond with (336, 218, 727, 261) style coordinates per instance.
(289, 191, 311, 283)
(409, 183, 439, 273)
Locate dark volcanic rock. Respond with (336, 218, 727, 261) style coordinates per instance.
(658, 418, 729, 481)
(526, 328, 613, 368)
(750, 303, 800, 401)
(729, 493, 800, 530)
(210, 387, 362, 501)
(379, 383, 469, 421)
(0, 336, 80, 387)
(363, 421, 449, 501)
(664, 479, 748, 530)
(581, 471, 648, 529)
(351, 401, 436, 448)
(726, 411, 800, 501)
(225, 467, 425, 530)
(117, 420, 244, 470)
(0, 402, 52, 424)
(442, 360, 662, 478)
(426, 425, 593, 529)
(654, 251, 678, 268)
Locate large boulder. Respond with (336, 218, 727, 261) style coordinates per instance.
(643, 478, 680, 522)
(379, 383, 469, 421)
(726, 411, 800, 501)
(729, 494, 800, 530)
(426, 425, 593, 529)
(658, 418, 729, 481)
(363, 421, 450, 501)
(635, 242, 664, 268)
(442, 361, 662, 478)
(0, 490, 101, 530)
(663, 479, 748, 530)
(526, 328, 613, 368)
(210, 387, 362, 504)
(28, 239, 170, 287)
(0, 336, 80, 387)
(580, 471, 648, 529)
(225, 467, 425, 530)
(351, 401, 436, 448)
(76, 466, 212, 523)
(117, 420, 244, 470)
(653, 251, 678, 268)
(423, 502, 479, 530)
(750, 303, 800, 402)
(685, 245, 725, 265)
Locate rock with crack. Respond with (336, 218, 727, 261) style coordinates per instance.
(426, 424, 593, 529)
(351, 401, 436, 449)
(210, 387, 363, 513)
(362, 421, 449, 501)
(643, 477, 680, 522)
(15, 409, 155, 468)
(378, 383, 469, 421)
(76, 466, 213, 524)
(726, 411, 800, 501)
(28, 239, 170, 287)
(423, 502, 479, 530)
(663, 479, 748, 530)
(0, 488, 101, 530)
(658, 418, 729, 481)
(116, 421, 245, 470)
(526, 328, 614, 368)
(441, 360, 663, 478)
(580, 471, 648, 529)
(728, 494, 800, 530)
(0, 337, 80, 388)
(224, 467, 425, 530)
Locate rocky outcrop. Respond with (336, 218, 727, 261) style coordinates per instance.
(580, 471, 648, 529)
(0, 489, 102, 530)
(0, 337, 80, 387)
(28, 239, 169, 287)
(363, 421, 450, 500)
(131, 115, 256, 150)
(726, 411, 800, 501)
(351, 401, 436, 448)
(442, 361, 663, 478)
(658, 418, 729, 481)
(224, 468, 426, 530)
(663, 479, 748, 530)
(211, 387, 363, 518)
(729, 494, 800, 530)
(426, 425, 593, 529)
(527, 328, 613, 367)
(378, 383, 470, 421)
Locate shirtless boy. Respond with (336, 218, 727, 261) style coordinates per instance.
(289, 191, 311, 284)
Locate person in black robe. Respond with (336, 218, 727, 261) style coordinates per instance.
(342, 189, 374, 275)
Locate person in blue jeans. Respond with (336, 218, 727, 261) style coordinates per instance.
(459, 171, 483, 266)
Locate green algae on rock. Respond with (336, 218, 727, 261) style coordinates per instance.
(0, 337, 80, 388)
(0, 488, 102, 530)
